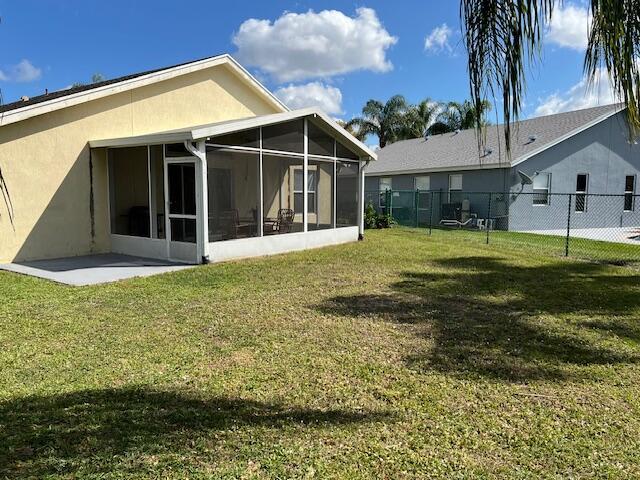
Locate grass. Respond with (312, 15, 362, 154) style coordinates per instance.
(424, 227, 640, 266)
(1, 227, 640, 478)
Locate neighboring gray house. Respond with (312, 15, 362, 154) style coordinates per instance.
(365, 104, 640, 231)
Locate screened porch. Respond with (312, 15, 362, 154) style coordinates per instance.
(206, 117, 361, 243)
(94, 109, 375, 264)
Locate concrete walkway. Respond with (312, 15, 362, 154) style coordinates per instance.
(519, 227, 640, 245)
(0, 254, 194, 286)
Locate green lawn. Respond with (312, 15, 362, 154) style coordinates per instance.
(423, 227, 640, 266)
(1, 228, 640, 478)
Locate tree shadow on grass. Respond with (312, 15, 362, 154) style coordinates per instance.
(0, 387, 389, 478)
(318, 256, 640, 382)
(579, 319, 640, 344)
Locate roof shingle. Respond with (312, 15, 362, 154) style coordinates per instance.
(366, 104, 623, 174)
(0, 55, 221, 114)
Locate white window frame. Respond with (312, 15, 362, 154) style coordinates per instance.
(624, 174, 636, 212)
(575, 173, 589, 213)
(292, 165, 317, 216)
(532, 172, 551, 206)
(379, 177, 392, 207)
(448, 174, 462, 203)
(415, 175, 431, 191)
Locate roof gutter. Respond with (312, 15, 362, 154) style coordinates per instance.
(366, 163, 511, 176)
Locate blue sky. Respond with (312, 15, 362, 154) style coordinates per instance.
(0, 0, 613, 124)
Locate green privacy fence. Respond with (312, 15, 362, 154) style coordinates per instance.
(365, 190, 506, 228)
(364, 189, 640, 266)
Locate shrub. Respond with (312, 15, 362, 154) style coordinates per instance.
(364, 202, 395, 229)
(376, 213, 395, 229)
(364, 202, 378, 229)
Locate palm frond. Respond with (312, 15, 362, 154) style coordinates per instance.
(586, 0, 640, 139)
(461, 0, 554, 155)
(343, 118, 377, 141)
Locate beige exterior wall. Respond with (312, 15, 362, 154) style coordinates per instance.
(0, 64, 282, 262)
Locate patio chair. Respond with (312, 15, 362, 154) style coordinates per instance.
(439, 202, 477, 228)
(439, 217, 477, 228)
(219, 210, 242, 240)
(264, 208, 295, 234)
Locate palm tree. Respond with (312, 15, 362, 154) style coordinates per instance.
(460, 0, 640, 153)
(402, 99, 441, 138)
(335, 119, 367, 142)
(346, 95, 413, 148)
(427, 100, 492, 135)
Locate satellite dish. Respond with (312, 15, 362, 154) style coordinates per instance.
(518, 170, 534, 185)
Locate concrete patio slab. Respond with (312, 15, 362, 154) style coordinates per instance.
(0, 254, 194, 286)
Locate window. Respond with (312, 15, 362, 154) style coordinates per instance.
(533, 172, 551, 205)
(415, 176, 431, 212)
(448, 174, 463, 203)
(379, 177, 392, 207)
(575, 173, 588, 212)
(624, 175, 636, 211)
(293, 167, 316, 215)
(415, 176, 430, 191)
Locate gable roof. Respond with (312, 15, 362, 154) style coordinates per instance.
(0, 54, 289, 126)
(89, 107, 378, 160)
(366, 104, 623, 175)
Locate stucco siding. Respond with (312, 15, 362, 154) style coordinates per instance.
(0, 64, 282, 262)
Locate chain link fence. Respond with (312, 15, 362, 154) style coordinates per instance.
(365, 189, 640, 266)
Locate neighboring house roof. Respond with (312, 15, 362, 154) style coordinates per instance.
(0, 54, 289, 126)
(89, 107, 378, 160)
(366, 104, 623, 175)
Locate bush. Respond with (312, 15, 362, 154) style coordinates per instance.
(364, 203, 378, 229)
(364, 202, 395, 229)
(376, 213, 395, 229)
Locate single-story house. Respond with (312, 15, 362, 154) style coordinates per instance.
(0, 54, 375, 264)
(365, 104, 640, 231)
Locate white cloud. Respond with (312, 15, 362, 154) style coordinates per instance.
(547, 3, 591, 51)
(424, 23, 453, 54)
(233, 8, 397, 82)
(0, 59, 42, 83)
(534, 68, 619, 116)
(275, 82, 343, 115)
